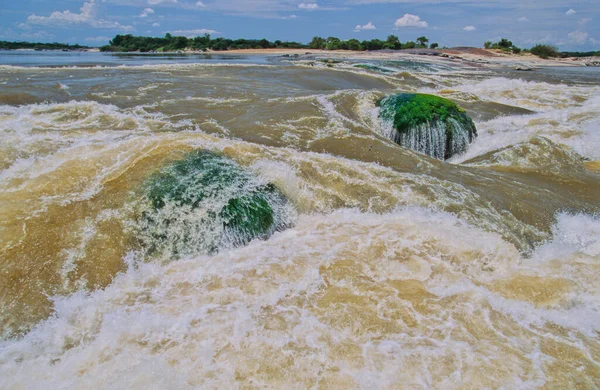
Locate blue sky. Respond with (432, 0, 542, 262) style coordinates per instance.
(1, 0, 599, 50)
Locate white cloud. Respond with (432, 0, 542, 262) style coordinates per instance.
(170, 28, 219, 37)
(463, 25, 476, 31)
(140, 8, 154, 17)
(354, 22, 376, 31)
(152, 22, 160, 27)
(26, 0, 132, 30)
(124, 0, 343, 19)
(517, 17, 529, 22)
(394, 13, 428, 28)
(148, 0, 177, 5)
(566, 9, 576, 15)
(298, 3, 319, 10)
(578, 18, 591, 25)
(568, 30, 588, 44)
(0, 28, 55, 41)
(85, 36, 110, 42)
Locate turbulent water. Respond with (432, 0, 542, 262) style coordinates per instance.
(0, 52, 599, 388)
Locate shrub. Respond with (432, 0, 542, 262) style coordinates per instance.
(498, 38, 513, 49)
(530, 44, 559, 59)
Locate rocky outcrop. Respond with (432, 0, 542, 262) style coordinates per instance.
(137, 150, 292, 256)
(378, 93, 477, 160)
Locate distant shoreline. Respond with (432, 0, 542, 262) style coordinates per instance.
(0, 48, 100, 52)
(2, 46, 598, 68)
(202, 47, 597, 68)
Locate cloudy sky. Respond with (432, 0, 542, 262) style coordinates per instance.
(1, 0, 599, 50)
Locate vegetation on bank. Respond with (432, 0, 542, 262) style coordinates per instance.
(529, 44, 560, 59)
(307, 35, 438, 51)
(560, 51, 600, 57)
(100, 34, 304, 52)
(2, 36, 597, 59)
(0, 41, 88, 51)
(483, 38, 522, 54)
(98, 33, 440, 53)
(483, 38, 599, 59)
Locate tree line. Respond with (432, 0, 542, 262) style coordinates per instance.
(100, 34, 304, 52)
(99, 33, 439, 52)
(0, 41, 88, 51)
(307, 35, 438, 51)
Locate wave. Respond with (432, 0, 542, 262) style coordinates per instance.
(1, 208, 597, 388)
(429, 79, 600, 162)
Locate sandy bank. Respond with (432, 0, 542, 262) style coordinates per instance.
(212, 47, 591, 69)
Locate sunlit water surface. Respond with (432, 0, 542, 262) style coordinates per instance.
(0, 52, 599, 388)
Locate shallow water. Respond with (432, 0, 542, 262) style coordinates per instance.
(0, 52, 599, 388)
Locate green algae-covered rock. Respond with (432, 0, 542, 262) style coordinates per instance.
(136, 150, 293, 257)
(378, 93, 477, 160)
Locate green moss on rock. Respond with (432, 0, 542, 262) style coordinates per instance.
(378, 93, 477, 160)
(137, 150, 292, 257)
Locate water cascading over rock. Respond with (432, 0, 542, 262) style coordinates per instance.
(134, 150, 293, 258)
(378, 93, 477, 160)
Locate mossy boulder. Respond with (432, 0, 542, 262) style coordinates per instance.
(378, 93, 477, 160)
(136, 150, 292, 257)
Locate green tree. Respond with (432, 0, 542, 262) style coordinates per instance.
(362, 39, 384, 51)
(171, 36, 188, 50)
(429, 42, 439, 49)
(498, 38, 512, 48)
(404, 41, 416, 49)
(416, 36, 429, 48)
(309, 36, 326, 49)
(484, 41, 492, 49)
(325, 37, 342, 50)
(530, 44, 559, 59)
(346, 38, 363, 51)
(386, 35, 401, 50)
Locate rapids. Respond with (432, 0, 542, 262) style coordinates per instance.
(0, 53, 599, 388)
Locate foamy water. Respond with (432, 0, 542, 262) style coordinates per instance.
(420, 77, 600, 162)
(0, 54, 599, 388)
(1, 209, 598, 388)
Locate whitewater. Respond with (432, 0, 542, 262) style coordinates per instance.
(0, 52, 599, 388)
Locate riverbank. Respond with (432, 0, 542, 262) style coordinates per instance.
(211, 47, 588, 69)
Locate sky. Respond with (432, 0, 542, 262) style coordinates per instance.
(1, 0, 599, 50)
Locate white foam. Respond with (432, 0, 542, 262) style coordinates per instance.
(1, 208, 597, 387)
(440, 80, 600, 162)
(529, 213, 600, 265)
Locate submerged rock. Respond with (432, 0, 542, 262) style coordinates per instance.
(353, 64, 394, 73)
(136, 150, 293, 257)
(378, 93, 477, 160)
